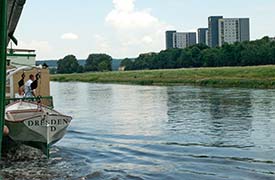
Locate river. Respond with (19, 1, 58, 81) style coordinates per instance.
(1, 82, 275, 180)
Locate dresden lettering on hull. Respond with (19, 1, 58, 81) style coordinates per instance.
(25, 118, 69, 132)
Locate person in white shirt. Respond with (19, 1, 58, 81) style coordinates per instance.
(24, 74, 35, 97)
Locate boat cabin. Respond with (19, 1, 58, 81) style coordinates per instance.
(6, 67, 53, 108)
(7, 48, 36, 67)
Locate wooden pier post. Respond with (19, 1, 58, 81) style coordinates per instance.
(0, 0, 7, 157)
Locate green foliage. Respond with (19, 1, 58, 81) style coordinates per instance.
(77, 65, 84, 73)
(122, 37, 275, 71)
(121, 58, 134, 70)
(85, 54, 112, 72)
(57, 53, 113, 74)
(49, 68, 57, 74)
(57, 55, 80, 74)
(51, 65, 275, 89)
(98, 61, 109, 72)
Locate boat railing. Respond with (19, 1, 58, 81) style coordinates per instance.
(5, 96, 54, 108)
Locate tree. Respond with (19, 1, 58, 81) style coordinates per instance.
(114, 36, 275, 71)
(98, 61, 109, 71)
(201, 48, 221, 67)
(85, 54, 112, 72)
(57, 55, 80, 74)
(220, 43, 236, 66)
(77, 65, 84, 73)
(121, 58, 134, 70)
(178, 49, 193, 68)
(191, 46, 202, 67)
(49, 68, 57, 74)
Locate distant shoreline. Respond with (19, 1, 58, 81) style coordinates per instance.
(50, 65, 275, 89)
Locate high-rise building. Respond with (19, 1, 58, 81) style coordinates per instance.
(186, 32, 197, 47)
(166, 31, 196, 49)
(239, 18, 250, 42)
(166, 30, 176, 49)
(173, 33, 187, 49)
(208, 16, 223, 47)
(218, 18, 250, 46)
(198, 28, 208, 45)
(172, 32, 196, 49)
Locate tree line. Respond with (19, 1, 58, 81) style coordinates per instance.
(121, 37, 275, 71)
(56, 54, 112, 74)
(55, 37, 275, 74)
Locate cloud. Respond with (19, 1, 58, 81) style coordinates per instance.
(106, 0, 159, 29)
(142, 36, 153, 44)
(104, 0, 173, 58)
(105, 0, 159, 29)
(93, 34, 111, 51)
(113, 0, 135, 12)
(61, 33, 79, 40)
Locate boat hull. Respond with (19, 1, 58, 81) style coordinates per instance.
(5, 101, 72, 156)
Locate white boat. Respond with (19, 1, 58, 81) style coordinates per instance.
(5, 1, 72, 156)
(5, 101, 72, 156)
(4, 66, 72, 157)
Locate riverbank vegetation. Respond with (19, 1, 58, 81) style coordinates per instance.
(52, 37, 275, 88)
(121, 37, 275, 70)
(56, 54, 112, 74)
(51, 65, 275, 88)
(54, 37, 275, 74)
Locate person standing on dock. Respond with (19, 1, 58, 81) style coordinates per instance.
(16, 73, 25, 98)
(24, 74, 35, 97)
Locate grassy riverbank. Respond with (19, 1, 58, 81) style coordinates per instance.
(51, 65, 275, 88)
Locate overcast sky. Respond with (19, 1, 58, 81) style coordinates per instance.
(14, 0, 275, 60)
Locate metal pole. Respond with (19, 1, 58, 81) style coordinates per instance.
(0, 0, 7, 157)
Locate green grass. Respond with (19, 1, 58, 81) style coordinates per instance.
(51, 65, 275, 88)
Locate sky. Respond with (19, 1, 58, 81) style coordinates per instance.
(14, 0, 275, 60)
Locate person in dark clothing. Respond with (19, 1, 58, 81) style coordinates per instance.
(17, 73, 25, 97)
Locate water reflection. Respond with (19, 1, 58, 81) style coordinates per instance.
(165, 87, 274, 149)
(52, 83, 275, 153)
(203, 90, 252, 119)
(1, 82, 275, 180)
(109, 85, 168, 136)
(52, 83, 169, 136)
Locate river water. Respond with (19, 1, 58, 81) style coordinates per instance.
(1, 82, 275, 180)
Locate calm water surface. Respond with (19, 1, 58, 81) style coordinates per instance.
(1, 82, 275, 180)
